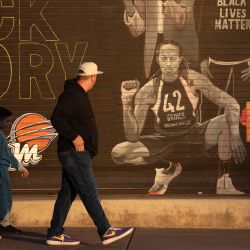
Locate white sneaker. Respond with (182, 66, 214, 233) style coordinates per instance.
(148, 163, 182, 195)
(216, 174, 245, 195)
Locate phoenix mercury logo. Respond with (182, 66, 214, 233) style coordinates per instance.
(7, 113, 57, 168)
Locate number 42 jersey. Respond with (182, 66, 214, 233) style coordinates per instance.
(151, 76, 202, 136)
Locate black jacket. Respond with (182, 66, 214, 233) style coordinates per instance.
(51, 79, 98, 157)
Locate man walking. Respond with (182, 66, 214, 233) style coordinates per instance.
(47, 62, 133, 246)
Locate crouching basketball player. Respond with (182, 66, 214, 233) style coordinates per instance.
(111, 40, 246, 195)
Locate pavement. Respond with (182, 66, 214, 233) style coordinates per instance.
(1, 228, 250, 250)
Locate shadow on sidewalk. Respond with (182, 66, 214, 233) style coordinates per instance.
(3, 230, 91, 248)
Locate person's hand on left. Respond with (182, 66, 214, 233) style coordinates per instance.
(18, 164, 29, 178)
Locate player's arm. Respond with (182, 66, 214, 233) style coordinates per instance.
(123, 0, 146, 37)
(189, 70, 240, 129)
(163, 0, 187, 26)
(189, 70, 246, 163)
(121, 79, 155, 142)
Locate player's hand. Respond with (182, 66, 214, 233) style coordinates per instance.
(123, 0, 136, 16)
(241, 65, 250, 82)
(163, 0, 187, 25)
(200, 60, 214, 79)
(121, 79, 141, 100)
(163, 0, 184, 8)
(230, 134, 246, 165)
(18, 165, 29, 178)
(73, 135, 85, 152)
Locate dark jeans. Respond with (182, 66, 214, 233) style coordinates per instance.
(47, 149, 110, 237)
(0, 166, 12, 221)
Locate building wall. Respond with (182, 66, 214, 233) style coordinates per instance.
(0, 0, 249, 194)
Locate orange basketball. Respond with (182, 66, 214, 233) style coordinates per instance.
(11, 113, 56, 152)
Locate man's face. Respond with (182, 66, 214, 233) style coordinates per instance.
(0, 116, 12, 130)
(157, 44, 182, 75)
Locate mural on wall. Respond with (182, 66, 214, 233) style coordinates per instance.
(0, 0, 249, 194)
(194, 0, 250, 115)
(123, 0, 199, 77)
(7, 113, 57, 169)
(111, 0, 250, 195)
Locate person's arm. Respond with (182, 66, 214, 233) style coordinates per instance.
(0, 133, 18, 169)
(51, 92, 85, 152)
(163, 0, 187, 26)
(8, 148, 29, 176)
(123, 0, 146, 37)
(189, 70, 246, 162)
(0, 134, 29, 176)
(51, 93, 79, 141)
(121, 79, 155, 142)
(190, 70, 240, 131)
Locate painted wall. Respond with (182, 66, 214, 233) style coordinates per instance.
(0, 0, 249, 195)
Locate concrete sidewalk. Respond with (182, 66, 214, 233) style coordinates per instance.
(1, 228, 250, 250)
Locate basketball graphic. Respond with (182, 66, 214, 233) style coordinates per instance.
(8, 113, 57, 152)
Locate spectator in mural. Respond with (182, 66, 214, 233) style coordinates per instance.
(0, 107, 29, 236)
(111, 40, 246, 195)
(194, 0, 250, 190)
(47, 62, 134, 246)
(123, 0, 199, 78)
(194, 0, 250, 115)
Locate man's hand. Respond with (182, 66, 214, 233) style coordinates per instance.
(18, 164, 29, 178)
(121, 79, 141, 104)
(230, 134, 246, 165)
(241, 65, 250, 82)
(73, 135, 85, 152)
(123, 0, 136, 16)
(163, 0, 187, 26)
(163, 0, 185, 8)
(200, 60, 214, 79)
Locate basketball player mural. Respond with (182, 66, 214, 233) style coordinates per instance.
(122, 0, 203, 194)
(111, 40, 246, 195)
(7, 113, 57, 168)
(123, 0, 199, 78)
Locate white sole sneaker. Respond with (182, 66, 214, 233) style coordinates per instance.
(46, 239, 80, 246)
(216, 174, 245, 195)
(148, 184, 168, 195)
(216, 189, 245, 195)
(102, 228, 134, 245)
(148, 163, 182, 195)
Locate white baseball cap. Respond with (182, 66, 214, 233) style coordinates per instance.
(77, 62, 103, 76)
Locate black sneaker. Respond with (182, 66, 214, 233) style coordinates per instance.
(0, 225, 22, 234)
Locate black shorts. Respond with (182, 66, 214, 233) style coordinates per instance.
(140, 120, 213, 163)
